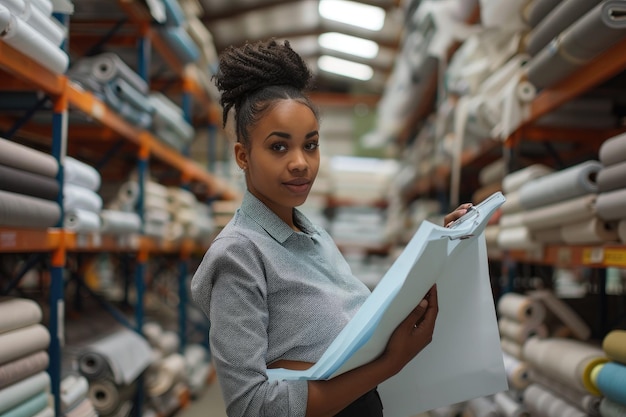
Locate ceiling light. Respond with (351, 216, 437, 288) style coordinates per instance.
(317, 55, 374, 81)
(319, 0, 386, 31)
(318, 32, 379, 59)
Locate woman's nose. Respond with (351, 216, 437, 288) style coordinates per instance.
(288, 150, 308, 171)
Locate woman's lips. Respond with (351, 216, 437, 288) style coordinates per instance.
(284, 179, 310, 194)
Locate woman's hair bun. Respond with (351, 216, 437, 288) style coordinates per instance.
(213, 39, 313, 122)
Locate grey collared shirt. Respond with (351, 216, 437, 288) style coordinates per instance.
(191, 191, 371, 417)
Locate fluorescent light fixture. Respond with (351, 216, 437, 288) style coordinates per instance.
(318, 32, 379, 59)
(319, 0, 386, 31)
(317, 55, 374, 81)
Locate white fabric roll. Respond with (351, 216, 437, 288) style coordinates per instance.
(500, 213, 525, 228)
(502, 164, 554, 194)
(100, 210, 141, 235)
(0, 297, 42, 333)
(596, 188, 626, 221)
(502, 351, 531, 390)
(501, 192, 523, 214)
(64, 208, 101, 232)
(60, 374, 89, 412)
(497, 292, 547, 324)
(498, 317, 549, 344)
(599, 132, 626, 166)
(64, 157, 101, 191)
(494, 391, 529, 417)
(560, 217, 620, 244)
(501, 338, 524, 360)
(522, 194, 596, 230)
(0, 0, 66, 45)
(63, 184, 102, 213)
(31, 0, 53, 16)
(497, 226, 540, 250)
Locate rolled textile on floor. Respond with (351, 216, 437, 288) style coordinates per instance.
(522, 194, 596, 230)
(0, 371, 50, 413)
(598, 161, 626, 193)
(501, 192, 523, 214)
(526, 1, 626, 89)
(523, 383, 587, 417)
(63, 184, 102, 213)
(522, 0, 563, 27)
(99, 210, 141, 235)
(600, 397, 626, 417)
(466, 396, 499, 417)
(0, 6, 68, 74)
(0, 351, 49, 390)
(522, 337, 608, 395)
(64, 157, 101, 192)
(524, 0, 602, 56)
(497, 292, 547, 325)
(502, 351, 531, 390)
(494, 391, 529, 417)
(0, 190, 60, 228)
(532, 226, 563, 244)
(596, 188, 626, 221)
(499, 317, 548, 345)
(599, 132, 626, 166)
(70, 52, 148, 94)
(88, 379, 135, 416)
(0, 297, 42, 333)
(0, 137, 57, 178)
(78, 351, 111, 381)
(0, 164, 59, 201)
(501, 338, 524, 360)
(560, 217, 620, 244)
(603, 330, 626, 364)
(60, 374, 89, 412)
(64, 209, 101, 233)
(0, 324, 49, 366)
(529, 369, 602, 416)
(497, 226, 540, 250)
(518, 161, 601, 210)
(0, 0, 66, 46)
(0, 391, 49, 417)
(502, 164, 554, 194)
(594, 362, 626, 407)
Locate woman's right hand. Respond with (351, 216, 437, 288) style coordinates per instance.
(380, 285, 439, 377)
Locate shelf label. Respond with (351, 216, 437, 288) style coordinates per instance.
(582, 247, 604, 265)
(604, 249, 626, 267)
(0, 231, 16, 248)
(91, 101, 105, 119)
(556, 247, 572, 264)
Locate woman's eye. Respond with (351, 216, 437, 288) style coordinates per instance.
(271, 143, 287, 152)
(305, 142, 319, 151)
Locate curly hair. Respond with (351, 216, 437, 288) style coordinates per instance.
(213, 39, 319, 146)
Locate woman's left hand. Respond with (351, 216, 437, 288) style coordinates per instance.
(444, 203, 472, 228)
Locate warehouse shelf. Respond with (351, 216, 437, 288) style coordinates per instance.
(0, 227, 62, 252)
(504, 244, 626, 269)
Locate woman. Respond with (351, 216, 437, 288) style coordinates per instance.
(191, 39, 470, 417)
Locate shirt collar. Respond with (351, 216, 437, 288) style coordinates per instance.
(240, 190, 316, 243)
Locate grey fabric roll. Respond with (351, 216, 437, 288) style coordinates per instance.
(64, 209, 101, 233)
(100, 210, 141, 235)
(523, 0, 563, 27)
(522, 194, 596, 230)
(560, 217, 620, 244)
(0, 164, 59, 201)
(70, 52, 148, 94)
(532, 227, 564, 244)
(526, 1, 626, 89)
(0, 189, 61, 228)
(0, 351, 49, 390)
(600, 397, 626, 417)
(0, 324, 50, 366)
(503, 164, 554, 194)
(599, 132, 626, 166)
(518, 160, 601, 210)
(596, 188, 626, 221)
(598, 161, 626, 192)
(112, 78, 153, 114)
(78, 351, 111, 380)
(0, 137, 58, 178)
(619, 220, 626, 243)
(525, 0, 601, 56)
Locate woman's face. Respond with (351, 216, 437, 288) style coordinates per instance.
(235, 99, 320, 225)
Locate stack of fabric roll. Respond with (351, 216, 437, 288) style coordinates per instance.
(75, 326, 152, 417)
(63, 157, 103, 234)
(144, 181, 171, 240)
(148, 92, 195, 153)
(0, 137, 61, 229)
(596, 133, 626, 244)
(68, 52, 153, 129)
(154, 0, 200, 65)
(0, 298, 53, 417)
(165, 186, 214, 244)
(60, 374, 97, 417)
(593, 330, 626, 415)
(0, 0, 69, 74)
(523, 0, 626, 91)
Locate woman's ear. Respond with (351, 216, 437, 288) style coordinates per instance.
(234, 142, 248, 171)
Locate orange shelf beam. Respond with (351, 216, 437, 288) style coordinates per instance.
(0, 228, 62, 252)
(505, 244, 626, 268)
(0, 43, 65, 96)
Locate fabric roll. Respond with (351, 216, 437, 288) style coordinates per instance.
(0, 351, 49, 390)
(560, 217, 619, 244)
(596, 188, 626, 221)
(494, 391, 529, 417)
(619, 220, 626, 243)
(523, 383, 587, 417)
(0, 6, 69, 74)
(0, 164, 59, 201)
(501, 192, 523, 214)
(116, 181, 139, 210)
(528, 290, 591, 341)
(31, 0, 53, 16)
(598, 161, 626, 193)
(526, 1, 626, 89)
(149, 93, 194, 142)
(63, 184, 103, 213)
(497, 226, 540, 251)
(523, 0, 563, 27)
(599, 132, 626, 166)
(595, 362, 626, 407)
(71, 52, 148, 94)
(157, 331, 180, 356)
(500, 213, 525, 228)
(603, 330, 626, 364)
(166, 187, 196, 209)
(518, 161, 601, 210)
(112, 78, 154, 114)
(466, 396, 498, 417)
(64, 157, 101, 192)
(503, 351, 531, 390)
(31, 406, 54, 417)
(88, 379, 134, 416)
(532, 226, 563, 244)
(60, 375, 89, 412)
(145, 353, 186, 397)
(485, 225, 500, 248)
(501, 338, 524, 360)
(0, 298, 42, 334)
(0, 137, 57, 178)
(0, 324, 49, 366)
(0, 190, 60, 228)
(499, 317, 549, 344)
(523, 337, 608, 395)
(522, 194, 596, 230)
(0, 0, 65, 46)
(479, 159, 507, 186)
(64, 209, 101, 233)
(142, 322, 162, 347)
(498, 292, 547, 325)
(529, 369, 602, 416)
(0, 371, 50, 413)
(78, 351, 111, 381)
(64, 398, 95, 417)
(0, 391, 49, 417)
(502, 164, 554, 194)
(525, 0, 602, 56)
(157, 25, 200, 64)
(600, 397, 626, 417)
(99, 210, 141, 235)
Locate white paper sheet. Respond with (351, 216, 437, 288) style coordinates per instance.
(268, 192, 509, 415)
